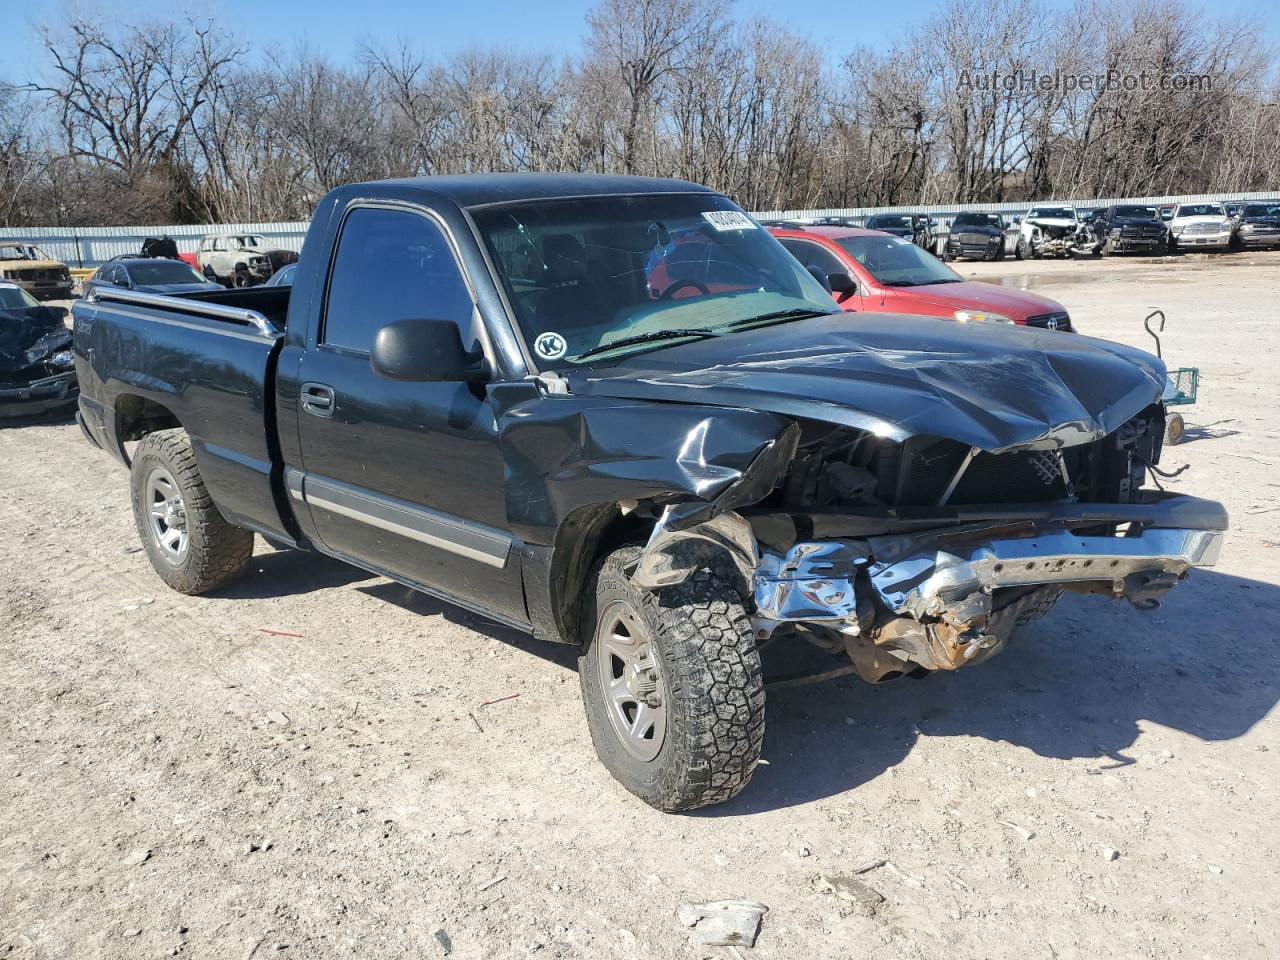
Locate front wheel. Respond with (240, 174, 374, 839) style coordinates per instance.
(579, 547, 764, 812)
(130, 429, 253, 594)
(1014, 238, 1027, 260)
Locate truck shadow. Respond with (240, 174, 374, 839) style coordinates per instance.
(219, 546, 377, 599)
(357, 579, 582, 670)
(703, 566, 1280, 816)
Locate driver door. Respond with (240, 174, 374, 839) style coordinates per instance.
(293, 204, 526, 624)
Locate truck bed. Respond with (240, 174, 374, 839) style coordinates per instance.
(73, 283, 295, 545)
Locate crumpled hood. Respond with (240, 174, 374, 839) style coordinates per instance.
(0, 308, 71, 374)
(570, 313, 1166, 454)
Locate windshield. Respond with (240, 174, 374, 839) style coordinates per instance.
(1177, 204, 1224, 217)
(472, 194, 836, 367)
(1113, 206, 1155, 218)
(127, 261, 208, 285)
(1, 245, 42, 261)
(836, 234, 962, 286)
(1027, 207, 1075, 220)
(868, 216, 911, 229)
(235, 236, 263, 247)
(953, 213, 1003, 227)
(1243, 204, 1280, 218)
(0, 286, 41, 308)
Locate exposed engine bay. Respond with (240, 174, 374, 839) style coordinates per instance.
(1023, 219, 1100, 259)
(632, 404, 1226, 684)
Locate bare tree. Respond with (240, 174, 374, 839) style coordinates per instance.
(584, 0, 727, 173)
(4, 0, 1278, 226)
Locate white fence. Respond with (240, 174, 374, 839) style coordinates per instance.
(0, 222, 309, 268)
(2, 189, 1276, 267)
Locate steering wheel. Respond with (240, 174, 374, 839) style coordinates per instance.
(657, 278, 711, 300)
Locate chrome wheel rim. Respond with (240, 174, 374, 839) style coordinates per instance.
(145, 466, 188, 563)
(595, 599, 667, 762)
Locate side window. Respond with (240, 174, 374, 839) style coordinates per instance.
(323, 207, 474, 354)
(779, 240, 846, 281)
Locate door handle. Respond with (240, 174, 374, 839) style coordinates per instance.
(301, 382, 335, 417)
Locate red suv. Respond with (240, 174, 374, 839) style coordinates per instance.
(768, 224, 1073, 331)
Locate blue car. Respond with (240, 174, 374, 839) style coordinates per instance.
(264, 263, 298, 287)
(85, 257, 224, 296)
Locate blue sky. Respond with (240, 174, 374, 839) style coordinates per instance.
(4, 0, 1277, 76)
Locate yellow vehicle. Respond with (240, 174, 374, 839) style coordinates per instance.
(0, 242, 74, 300)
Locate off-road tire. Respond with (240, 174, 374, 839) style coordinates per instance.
(130, 428, 253, 594)
(579, 546, 765, 812)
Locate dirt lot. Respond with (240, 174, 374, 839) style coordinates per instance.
(3, 252, 1278, 959)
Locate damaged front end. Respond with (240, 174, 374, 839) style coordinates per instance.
(1026, 220, 1099, 259)
(0, 301, 78, 419)
(631, 404, 1227, 684)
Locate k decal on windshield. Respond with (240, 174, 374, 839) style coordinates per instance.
(535, 331, 568, 360)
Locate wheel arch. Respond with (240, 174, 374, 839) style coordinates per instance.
(114, 393, 183, 464)
(548, 502, 654, 646)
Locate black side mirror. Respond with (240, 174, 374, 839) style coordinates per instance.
(828, 272, 857, 296)
(371, 318, 484, 382)
(806, 265, 832, 293)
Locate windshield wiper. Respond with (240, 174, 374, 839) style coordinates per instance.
(572, 328, 721, 361)
(723, 307, 835, 330)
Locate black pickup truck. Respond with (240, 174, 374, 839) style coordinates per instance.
(1093, 204, 1170, 255)
(73, 174, 1227, 811)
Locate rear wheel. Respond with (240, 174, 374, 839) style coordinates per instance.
(579, 546, 764, 812)
(130, 429, 253, 594)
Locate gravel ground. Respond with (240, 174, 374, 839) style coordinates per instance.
(2, 252, 1278, 959)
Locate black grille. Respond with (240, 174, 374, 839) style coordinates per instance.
(1025, 311, 1072, 331)
(950, 450, 1069, 504)
(1120, 224, 1163, 239)
(13, 268, 67, 282)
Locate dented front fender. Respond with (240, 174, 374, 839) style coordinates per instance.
(491, 380, 798, 546)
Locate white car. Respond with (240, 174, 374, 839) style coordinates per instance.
(195, 234, 297, 287)
(1013, 205, 1098, 259)
(1168, 202, 1233, 251)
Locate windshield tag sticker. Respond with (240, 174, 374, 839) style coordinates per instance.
(534, 331, 568, 361)
(701, 211, 756, 232)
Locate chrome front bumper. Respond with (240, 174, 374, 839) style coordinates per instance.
(757, 525, 1222, 630)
